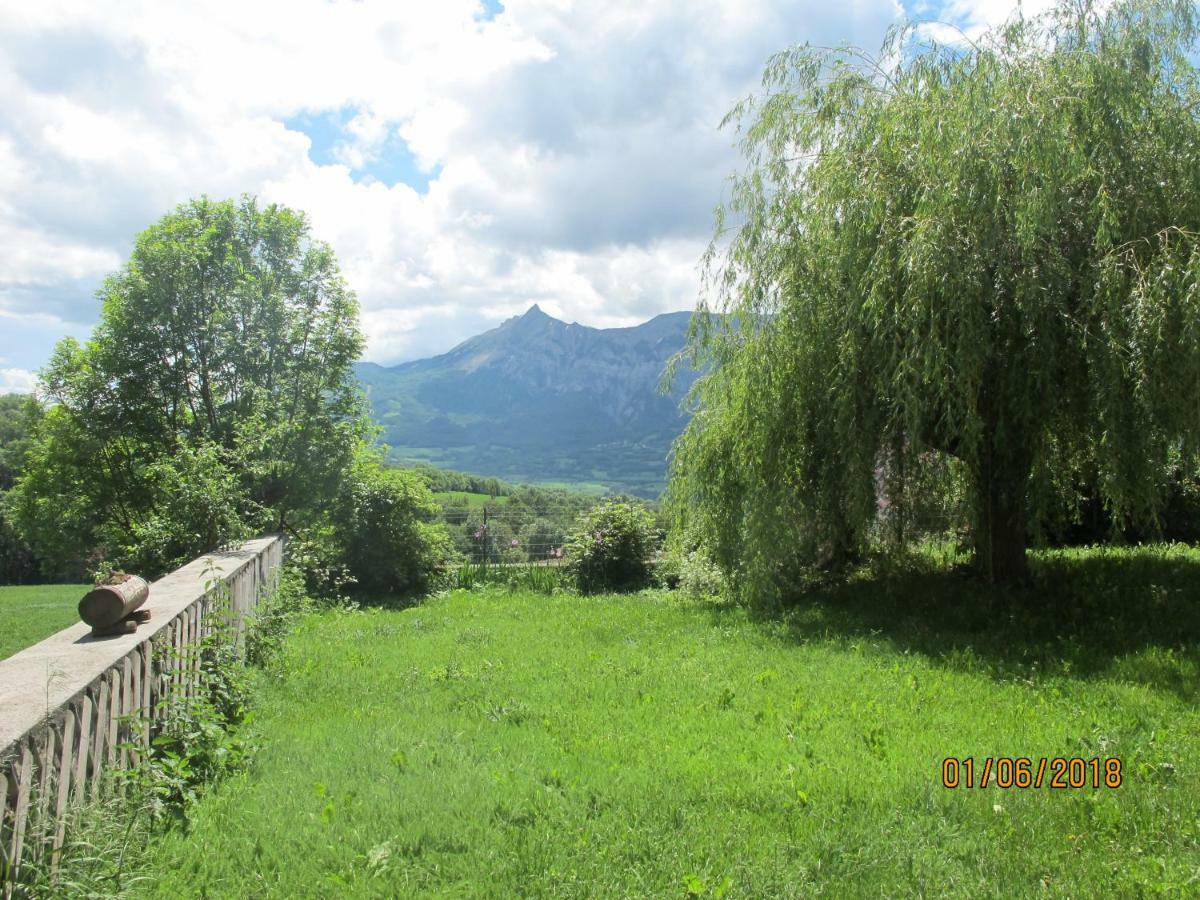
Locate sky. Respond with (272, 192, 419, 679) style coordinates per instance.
(0, 0, 1044, 393)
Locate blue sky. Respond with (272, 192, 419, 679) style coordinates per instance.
(0, 0, 1041, 392)
(283, 109, 442, 193)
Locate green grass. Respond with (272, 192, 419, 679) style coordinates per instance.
(433, 490, 510, 508)
(0, 584, 90, 659)
(139, 545, 1200, 897)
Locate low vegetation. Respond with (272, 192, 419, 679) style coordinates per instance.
(566, 499, 659, 594)
(129, 548, 1198, 897)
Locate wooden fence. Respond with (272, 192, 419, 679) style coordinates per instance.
(0, 536, 283, 891)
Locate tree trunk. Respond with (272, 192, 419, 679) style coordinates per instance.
(975, 481, 1029, 584)
(973, 433, 1031, 585)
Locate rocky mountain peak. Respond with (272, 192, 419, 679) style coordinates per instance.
(355, 308, 701, 495)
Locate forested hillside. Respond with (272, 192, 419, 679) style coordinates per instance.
(357, 305, 698, 496)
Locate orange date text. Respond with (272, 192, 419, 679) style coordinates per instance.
(940, 757, 1122, 789)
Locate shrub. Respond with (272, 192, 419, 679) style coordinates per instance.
(119, 442, 258, 578)
(566, 499, 658, 594)
(283, 522, 357, 603)
(519, 519, 567, 561)
(0, 498, 40, 584)
(659, 520, 725, 597)
(332, 457, 454, 598)
(245, 566, 313, 669)
(678, 548, 726, 598)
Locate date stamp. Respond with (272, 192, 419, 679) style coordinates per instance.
(941, 757, 1122, 789)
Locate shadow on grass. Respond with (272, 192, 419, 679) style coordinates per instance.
(345, 589, 424, 611)
(742, 544, 1200, 702)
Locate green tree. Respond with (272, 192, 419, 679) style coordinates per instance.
(12, 195, 370, 577)
(567, 499, 658, 593)
(0, 394, 42, 583)
(331, 453, 453, 597)
(0, 393, 37, 491)
(669, 0, 1200, 591)
(519, 519, 566, 561)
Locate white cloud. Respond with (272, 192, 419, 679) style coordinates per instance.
(0, 0, 1028, 369)
(0, 368, 36, 393)
(929, 0, 1059, 37)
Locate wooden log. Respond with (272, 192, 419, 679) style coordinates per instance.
(78, 575, 149, 628)
(89, 619, 138, 638)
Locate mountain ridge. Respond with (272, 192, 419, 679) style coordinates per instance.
(356, 306, 699, 495)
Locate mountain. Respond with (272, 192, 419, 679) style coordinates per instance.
(355, 305, 699, 496)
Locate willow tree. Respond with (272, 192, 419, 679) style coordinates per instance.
(668, 0, 1200, 589)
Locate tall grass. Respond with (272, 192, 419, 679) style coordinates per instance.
(139, 547, 1200, 896)
(448, 561, 572, 594)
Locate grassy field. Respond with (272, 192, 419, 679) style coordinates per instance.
(0, 584, 90, 660)
(140, 547, 1200, 897)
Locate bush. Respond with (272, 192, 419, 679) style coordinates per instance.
(678, 548, 726, 598)
(333, 457, 454, 598)
(658, 520, 725, 597)
(566, 499, 658, 594)
(0, 498, 40, 584)
(245, 566, 314, 669)
(519, 519, 567, 561)
(282, 522, 356, 603)
(119, 442, 258, 578)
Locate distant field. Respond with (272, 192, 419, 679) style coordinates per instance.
(527, 480, 611, 496)
(0, 584, 90, 660)
(433, 490, 510, 508)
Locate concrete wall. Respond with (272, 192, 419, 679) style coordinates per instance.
(0, 536, 283, 888)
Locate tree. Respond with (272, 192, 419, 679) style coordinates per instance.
(330, 452, 453, 598)
(567, 499, 658, 593)
(669, 0, 1200, 591)
(0, 393, 41, 492)
(0, 394, 43, 583)
(12, 195, 371, 577)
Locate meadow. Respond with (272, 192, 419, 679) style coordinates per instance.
(0, 584, 90, 660)
(133, 545, 1200, 898)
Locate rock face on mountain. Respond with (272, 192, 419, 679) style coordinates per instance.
(355, 305, 698, 496)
